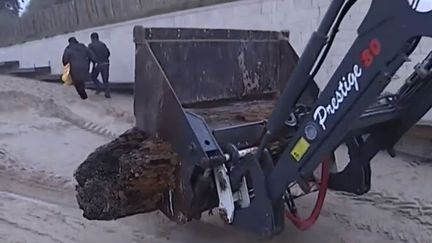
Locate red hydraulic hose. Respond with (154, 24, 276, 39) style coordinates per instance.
(285, 157, 331, 231)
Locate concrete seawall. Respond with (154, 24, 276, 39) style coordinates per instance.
(0, 0, 431, 123)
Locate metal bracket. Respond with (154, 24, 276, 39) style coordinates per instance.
(233, 177, 251, 208)
(213, 164, 235, 224)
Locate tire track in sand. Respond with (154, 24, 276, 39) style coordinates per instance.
(334, 190, 432, 242)
(0, 90, 118, 139)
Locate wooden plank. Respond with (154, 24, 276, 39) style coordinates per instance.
(69, 1, 78, 30)
(80, 0, 91, 28)
(108, 0, 115, 20)
(52, 5, 62, 34)
(97, 0, 107, 21)
(92, 0, 100, 21)
(56, 4, 66, 33)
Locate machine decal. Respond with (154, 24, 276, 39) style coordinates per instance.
(313, 64, 363, 130)
(290, 137, 311, 161)
(361, 38, 381, 68)
(313, 38, 381, 131)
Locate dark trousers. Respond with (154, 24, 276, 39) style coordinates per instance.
(91, 63, 110, 95)
(70, 70, 88, 100)
(74, 81, 88, 99)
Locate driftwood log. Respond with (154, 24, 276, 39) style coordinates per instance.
(74, 101, 273, 220)
(74, 127, 179, 220)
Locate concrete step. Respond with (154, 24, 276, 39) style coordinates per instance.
(0, 61, 20, 73)
(6, 66, 51, 78)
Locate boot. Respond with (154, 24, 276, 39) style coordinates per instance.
(104, 84, 111, 98)
(105, 89, 111, 98)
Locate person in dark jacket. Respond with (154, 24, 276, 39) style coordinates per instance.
(62, 37, 95, 100)
(88, 32, 111, 98)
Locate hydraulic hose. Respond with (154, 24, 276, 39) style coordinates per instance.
(285, 157, 331, 231)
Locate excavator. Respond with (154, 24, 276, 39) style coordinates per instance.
(131, 0, 432, 237)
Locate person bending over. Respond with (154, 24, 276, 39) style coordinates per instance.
(62, 37, 95, 99)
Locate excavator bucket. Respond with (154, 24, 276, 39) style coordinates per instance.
(133, 27, 299, 107)
(133, 26, 308, 223)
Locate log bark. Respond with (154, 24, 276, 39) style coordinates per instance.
(74, 100, 273, 220)
(74, 127, 179, 220)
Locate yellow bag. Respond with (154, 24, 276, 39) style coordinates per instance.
(61, 63, 73, 86)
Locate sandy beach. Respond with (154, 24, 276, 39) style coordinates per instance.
(1, 75, 432, 243)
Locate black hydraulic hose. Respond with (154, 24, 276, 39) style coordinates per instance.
(396, 39, 429, 94)
(259, 0, 347, 155)
(407, 37, 421, 57)
(412, 0, 420, 10)
(310, 0, 358, 79)
(315, 0, 348, 34)
(398, 49, 432, 103)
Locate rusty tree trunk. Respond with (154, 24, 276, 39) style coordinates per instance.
(74, 127, 179, 220)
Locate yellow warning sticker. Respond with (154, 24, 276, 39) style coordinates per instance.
(290, 137, 310, 162)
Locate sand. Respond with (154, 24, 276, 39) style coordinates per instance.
(0, 75, 432, 243)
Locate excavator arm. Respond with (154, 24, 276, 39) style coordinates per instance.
(132, 0, 432, 238)
(266, 0, 432, 200)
